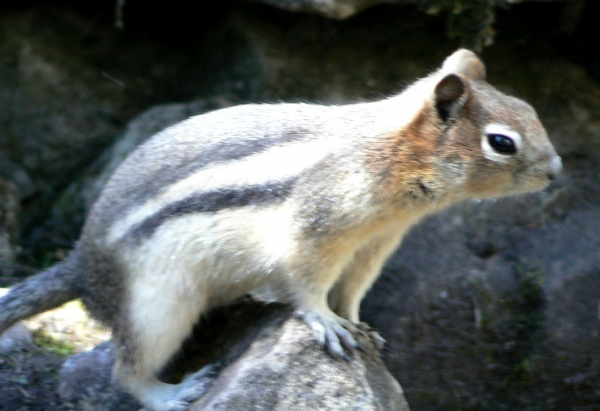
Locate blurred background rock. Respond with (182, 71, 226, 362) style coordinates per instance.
(0, 0, 598, 409)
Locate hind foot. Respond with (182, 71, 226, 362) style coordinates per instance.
(164, 364, 216, 410)
(128, 364, 215, 411)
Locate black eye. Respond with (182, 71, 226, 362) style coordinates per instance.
(487, 134, 516, 154)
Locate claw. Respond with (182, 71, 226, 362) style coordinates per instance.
(332, 323, 365, 353)
(370, 332, 387, 351)
(181, 363, 216, 383)
(354, 342, 367, 353)
(170, 364, 216, 406)
(325, 325, 348, 360)
(310, 319, 327, 346)
(356, 322, 387, 351)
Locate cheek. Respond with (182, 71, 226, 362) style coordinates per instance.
(464, 169, 516, 198)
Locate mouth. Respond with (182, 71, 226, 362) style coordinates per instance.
(514, 170, 558, 194)
(518, 154, 562, 194)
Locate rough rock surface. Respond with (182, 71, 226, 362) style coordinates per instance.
(58, 302, 408, 411)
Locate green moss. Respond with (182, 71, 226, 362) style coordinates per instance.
(477, 263, 546, 406)
(32, 330, 77, 357)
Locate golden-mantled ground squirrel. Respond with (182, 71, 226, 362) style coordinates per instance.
(0, 49, 562, 411)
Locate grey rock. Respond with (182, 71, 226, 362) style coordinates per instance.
(247, 0, 583, 21)
(0, 10, 124, 195)
(0, 152, 35, 200)
(0, 323, 35, 354)
(58, 302, 408, 411)
(0, 180, 19, 277)
(58, 342, 139, 411)
(247, 0, 385, 19)
(189, 303, 407, 411)
(219, 8, 443, 102)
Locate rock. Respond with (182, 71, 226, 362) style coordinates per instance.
(0, 152, 35, 200)
(0, 5, 133, 257)
(0, 7, 124, 197)
(247, 0, 383, 19)
(0, 180, 19, 277)
(245, 1, 584, 50)
(246, 0, 582, 21)
(0, 323, 35, 354)
(188, 303, 407, 411)
(58, 342, 139, 411)
(218, 6, 446, 103)
(0, 289, 35, 353)
(58, 302, 408, 411)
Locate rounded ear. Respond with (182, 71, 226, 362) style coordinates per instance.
(442, 49, 486, 81)
(434, 73, 469, 126)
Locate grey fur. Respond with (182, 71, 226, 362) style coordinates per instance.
(0, 254, 80, 332)
(91, 107, 318, 226)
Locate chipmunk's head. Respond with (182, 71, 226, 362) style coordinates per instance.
(429, 49, 562, 199)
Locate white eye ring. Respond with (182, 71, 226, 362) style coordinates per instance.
(481, 124, 522, 163)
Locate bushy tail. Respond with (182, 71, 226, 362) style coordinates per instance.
(0, 256, 80, 335)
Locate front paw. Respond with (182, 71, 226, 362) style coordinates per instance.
(297, 311, 364, 361)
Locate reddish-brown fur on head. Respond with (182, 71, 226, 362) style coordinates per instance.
(366, 49, 561, 210)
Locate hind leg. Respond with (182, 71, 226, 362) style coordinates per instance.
(112, 286, 211, 411)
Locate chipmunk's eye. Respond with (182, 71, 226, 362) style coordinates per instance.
(487, 134, 516, 154)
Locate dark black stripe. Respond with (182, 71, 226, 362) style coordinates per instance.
(109, 127, 311, 221)
(126, 178, 297, 244)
